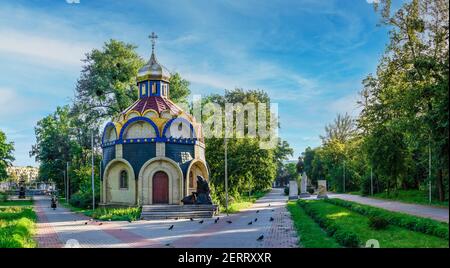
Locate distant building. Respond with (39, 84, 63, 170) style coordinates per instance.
(6, 166, 39, 183)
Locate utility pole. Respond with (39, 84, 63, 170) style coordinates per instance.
(224, 136, 228, 216)
(91, 131, 95, 210)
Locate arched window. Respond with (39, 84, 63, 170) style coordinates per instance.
(119, 170, 128, 189)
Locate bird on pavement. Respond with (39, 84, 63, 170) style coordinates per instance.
(174, 217, 179, 221)
(165, 243, 171, 246)
(214, 218, 219, 224)
(270, 217, 274, 222)
(257, 235, 264, 241)
(190, 218, 194, 221)
(128, 220, 132, 223)
(268, 204, 271, 207)
(168, 225, 174, 230)
(248, 221, 253, 225)
(84, 222, 88, 225)
(226, 220, 232, 224)
(199, 220, 204, 224)
(98, 222, 103, 225)
(254, 218, 258, 222)
(256, 210, 260, 213)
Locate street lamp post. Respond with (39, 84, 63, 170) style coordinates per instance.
(343, 161, 346, 193)
(66, 162, 70, 201)
(370, 167, 373, 196)
(224, 136, 228, 216)
(91, 131, 95, 211)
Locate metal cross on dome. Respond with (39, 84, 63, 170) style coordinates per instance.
(149, 32, 158, 53)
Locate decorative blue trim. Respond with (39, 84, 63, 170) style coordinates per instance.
(101, 122, 118, 146)
(118, 116, 161, 142)
(162, 117, 196, 138)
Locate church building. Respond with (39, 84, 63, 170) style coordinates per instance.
(100, 33, 209, 208)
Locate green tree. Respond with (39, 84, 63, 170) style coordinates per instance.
(30, 106, 77, 191)
(0, 130, 15, 181)
(365, 126, 408, 195)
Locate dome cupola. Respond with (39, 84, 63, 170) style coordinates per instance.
(136, 32, 171, 98)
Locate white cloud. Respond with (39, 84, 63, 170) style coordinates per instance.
(326, 93, 362, 117)
(366, 0, 380, 4)
(0, 87, 43, 122)
(0, 29, 93, 67)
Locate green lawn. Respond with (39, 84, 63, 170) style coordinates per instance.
(297, 200, 448, 248)
(373, 190, 448, 207)
(221, 191, 268, 214)
(0, 199, 37, 248)
(287, 201, 341, 248)
(60, 199, 141, 221)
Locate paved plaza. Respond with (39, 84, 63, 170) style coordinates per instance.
(34, 188, 299, 248)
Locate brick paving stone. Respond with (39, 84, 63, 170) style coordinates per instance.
(34, 188, 299, 248)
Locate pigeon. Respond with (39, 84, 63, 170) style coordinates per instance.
(268, 204, 271, 207)
(257, 235, 264, 241)
(256, 210, 260, 213)
(199, 220, 204, 224)
(174, 217, 179, 221)
(271, 209, 275, 212)
(254, 218, 258, 222)
(84, 222, 88, 225)
(190, 218, 194, 221)
(226, 220, 232, 224)
(168, 225, 174, 230)
(128, 220, 132, 223)
(165, 243, 171, 246)
(98, 222, 103, 226)
(248, 221, 253, 225)
(270, 217, 274, 222)
(214, 218, 219, 224)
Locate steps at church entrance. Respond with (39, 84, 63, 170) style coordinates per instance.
(140, 204, 218, 220)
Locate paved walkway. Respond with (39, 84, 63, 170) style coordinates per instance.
(34, 188, 298, 248)
(328, 194, 449, 223)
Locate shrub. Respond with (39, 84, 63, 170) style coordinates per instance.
(297, 200, 362, 248)
(368, 216, 389, 230)
(325, 198, 449, 239)
(333, 229, 360, 248)
(0, 192, 8, 202)
(69, 190, 98, 209)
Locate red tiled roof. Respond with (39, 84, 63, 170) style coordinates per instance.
(122, 96, 181, 115)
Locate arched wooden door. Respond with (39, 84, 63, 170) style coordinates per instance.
(152, 171, 169, 204)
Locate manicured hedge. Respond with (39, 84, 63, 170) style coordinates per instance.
(325, 198, 449, 240)
(297, 200, 362, 247)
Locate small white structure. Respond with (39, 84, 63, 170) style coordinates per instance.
(299, 173, 310, 198)
(317, 180, 328, 199)
(288, 180, 298, 200)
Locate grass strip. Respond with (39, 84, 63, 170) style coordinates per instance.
(287, 201, 340, 248)
(325, 198, 449, 239)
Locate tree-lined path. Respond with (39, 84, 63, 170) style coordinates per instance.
(34, 188, 298, 248)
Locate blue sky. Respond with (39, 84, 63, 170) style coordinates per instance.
(0, 0, 398, 166)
